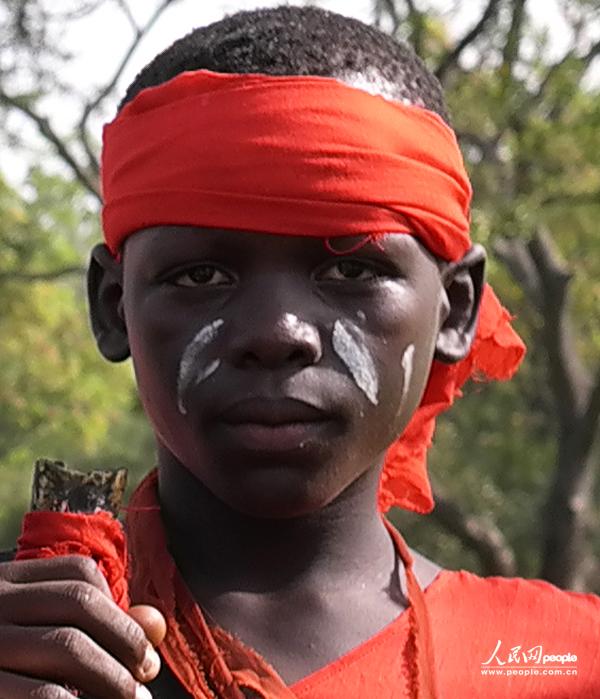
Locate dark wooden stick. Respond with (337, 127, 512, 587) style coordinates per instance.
(30, 459, 127, 516)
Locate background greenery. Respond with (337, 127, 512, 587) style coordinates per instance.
(0, 0, 599, 590)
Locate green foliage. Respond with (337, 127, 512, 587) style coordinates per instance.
(0, 171, 154, 550)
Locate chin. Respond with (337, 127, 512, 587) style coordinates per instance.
(210, 465, 346, 519)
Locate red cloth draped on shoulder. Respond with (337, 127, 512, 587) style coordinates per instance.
(290, 571, 600, 699)
(126, 475, 600, 699)
(126, 470, 294, 699)
(125, 470, 439, 699)
(101, 69, 526, 515)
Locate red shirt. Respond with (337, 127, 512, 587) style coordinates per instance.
(291, 569, 600, 698)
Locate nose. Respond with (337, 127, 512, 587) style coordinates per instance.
(229, 308, 323, 370)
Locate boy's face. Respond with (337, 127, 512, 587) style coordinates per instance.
(116, 226, 447, 517)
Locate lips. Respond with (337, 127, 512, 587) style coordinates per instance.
(212, 397, 338, 452)
(217, 397, 330, 425)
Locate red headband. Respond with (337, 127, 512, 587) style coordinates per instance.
(101, 69, 525, 513)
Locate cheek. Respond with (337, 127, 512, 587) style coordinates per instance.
(127, 312, 178, 395)
(176, 319, 224, 415)
(122, 292, 193, 440)
(332, 319, 380, 406)
(369, 282, 442, 437)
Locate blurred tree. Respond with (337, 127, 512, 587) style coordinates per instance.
(0, 0, 599, 589)
(0, 0, 180, 550)
(0, 0, 180, 195)
(0, 170, 154, 550)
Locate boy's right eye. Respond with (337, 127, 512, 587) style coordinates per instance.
(167, 264, 234, 287)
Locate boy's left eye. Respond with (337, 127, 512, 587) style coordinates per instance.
(317, 259, 383, 282)
(168, 264, 232, 287)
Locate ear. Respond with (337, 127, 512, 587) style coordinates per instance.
(87, 243, 130, 362)
(434, 244, 486, 364)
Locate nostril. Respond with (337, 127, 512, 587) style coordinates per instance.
(289, 347, 315, 366)
(238, 351, 263, 370)
(289, 349, 303, 363)
(238, 344, 320, 370)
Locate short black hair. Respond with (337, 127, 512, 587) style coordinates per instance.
(119, 5, 450, 123)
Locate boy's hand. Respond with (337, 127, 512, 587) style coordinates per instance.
(0, 555, 166, 699)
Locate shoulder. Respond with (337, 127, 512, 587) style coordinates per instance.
(429, 571, 600, 698)
(432, 569, 600, 615)
(428, 569, 600, 630)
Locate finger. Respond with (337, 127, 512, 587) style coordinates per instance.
(0, 583, 159, 682)
(0, 625, 152, 699)
(128, 606, 167, 648)
(0, 556, 112, 598)
(0, 669, 75, 699)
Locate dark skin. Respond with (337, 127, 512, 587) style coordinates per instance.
(0, 226, 484, 699)
(91, 226, 485, 691)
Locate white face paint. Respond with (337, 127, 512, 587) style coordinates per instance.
(281, 313, 303, 334)
(400, 344, 415, 402)
(278, 313, 323, 362)
(332, 319, 379, 405)
(177, 319, 224, 415)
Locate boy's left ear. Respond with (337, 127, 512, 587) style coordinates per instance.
(434, 244, 486, 364)
(87, 243, 130, 362)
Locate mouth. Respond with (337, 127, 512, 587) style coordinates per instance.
(212, 397, 339, 453)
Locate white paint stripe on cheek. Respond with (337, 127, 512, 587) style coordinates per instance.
(332, 319, 379, 405)
(282, 312, 301, 329)
(177, 319, 224, 415)
(195, 358, 221, 386)
(401, 344, 415, 402)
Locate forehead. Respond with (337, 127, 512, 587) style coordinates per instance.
(121, 226, 441, 275)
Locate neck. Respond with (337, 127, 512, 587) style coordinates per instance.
(156, 448, 400, 598)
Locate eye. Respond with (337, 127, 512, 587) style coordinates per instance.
(318, 259, 382, 282)
(168, 264, 233, 287)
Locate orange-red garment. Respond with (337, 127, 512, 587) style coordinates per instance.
(291, 571, 600, 699)
(126, 470, 437, 699)
(100, 69, 526, 515)
(16, 473, 600, 698)
(16, 509, 129, 610)
(126, 471, 600, 699)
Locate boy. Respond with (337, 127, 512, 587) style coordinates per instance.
(0, 5, 598, 698)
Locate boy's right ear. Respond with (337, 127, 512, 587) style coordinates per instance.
(87, 243, 130, 362)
